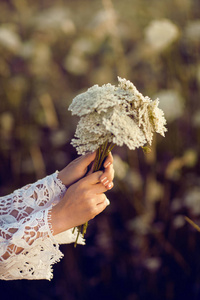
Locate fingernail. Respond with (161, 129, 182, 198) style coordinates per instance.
(107, 183, 113, 189)
(101, 176, 107, 183)
(104, 162, 111, 168)
(106, 198, 110, 206)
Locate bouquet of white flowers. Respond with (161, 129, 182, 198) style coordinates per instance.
(69, 77, 167, 246)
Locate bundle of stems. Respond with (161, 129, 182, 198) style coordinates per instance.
(73, 140, 115, 247)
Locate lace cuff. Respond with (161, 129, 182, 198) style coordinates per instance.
(47, 207, 85, 245)
(0, 172, 85, 280)
(0, 206, 85, 281)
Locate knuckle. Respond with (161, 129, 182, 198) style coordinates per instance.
(100, 199, 107, 212)
(103, 200, 108, 209)
(88, 205, 97, 219)
(80, 186, 90, 198)
(87, 197, 95, 209)
(82, 189, 89, 198)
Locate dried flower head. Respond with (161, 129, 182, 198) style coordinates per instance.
(69, 77, 167, 246)
(69, 77, 167, 155)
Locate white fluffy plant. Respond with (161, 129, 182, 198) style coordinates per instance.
(69, 77, 167, 246)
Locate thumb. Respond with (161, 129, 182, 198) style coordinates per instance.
(81, 151, 97, 171)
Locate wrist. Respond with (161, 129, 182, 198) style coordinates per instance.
(57, 169, 68, 187)
(51, 204, 70, 236)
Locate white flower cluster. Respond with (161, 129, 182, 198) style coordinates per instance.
(69, 77, 167, 155)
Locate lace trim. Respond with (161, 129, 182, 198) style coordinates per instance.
(55, 170, 66, 189)
(47, 207, 54, 236)
(0, 172, 85, 280)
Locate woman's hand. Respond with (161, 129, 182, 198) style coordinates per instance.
(58, 152, 114, 189)
(51, 171, 110, 235)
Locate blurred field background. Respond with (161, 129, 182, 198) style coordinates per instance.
(0, 0, 200, 299)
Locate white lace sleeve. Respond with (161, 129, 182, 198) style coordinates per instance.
(0, 172, 85, 281)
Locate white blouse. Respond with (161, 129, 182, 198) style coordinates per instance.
(0, 172, 85, 281)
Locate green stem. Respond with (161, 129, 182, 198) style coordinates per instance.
(74, 225, 82, 248)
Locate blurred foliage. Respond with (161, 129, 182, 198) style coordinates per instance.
(0, 0, 200, 299)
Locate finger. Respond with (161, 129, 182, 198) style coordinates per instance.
(81, 170, 103, 185)
(82, 151, 98, 176)
(105, 196, 110, 206)
(97, 194, 110, 206)
(105, 181, 114, 190)
(96, 193, 106, 204)
(92, 182, 109, 194)
(81, 151, 96, 168)
(100, 180, 114, 190)
(87, 160, 95, 175)
(103, 152, 113, 168)
(96, 195, 110, 214)
(100, 165, 114, 185)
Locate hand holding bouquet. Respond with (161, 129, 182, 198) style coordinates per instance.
(69, 77, 167, 246)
